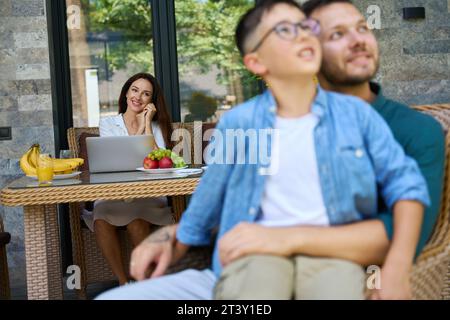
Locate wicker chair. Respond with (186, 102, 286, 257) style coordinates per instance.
(66, 122, 213, 299)
(0, 216, 11, 300)
(410, 104, 450, 300)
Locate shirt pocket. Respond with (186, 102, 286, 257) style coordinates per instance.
(338, 145, 377, 216)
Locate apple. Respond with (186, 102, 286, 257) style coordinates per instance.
(159, 157, 173, 169)
(143, 157, 159, 169)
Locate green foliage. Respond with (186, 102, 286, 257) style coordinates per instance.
(83, 0, 254, 86)
(83, 0, 154, 73)
(186, 91, 218, 121)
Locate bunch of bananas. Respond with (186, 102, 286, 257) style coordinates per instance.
(19, 144, 84, 176)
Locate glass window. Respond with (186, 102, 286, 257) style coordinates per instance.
(175, 0, 260, 123)
(66, 0, 154, 127)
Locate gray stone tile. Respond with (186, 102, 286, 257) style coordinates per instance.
(8, 79, 52, 96)
(374, 28, 404, 57)
(0, 0, 12, 16)
(2, 206, 23, 237)
(16, 63, 50, 80)
(0, 81, 20, 96)
(0, 16, 47, 33)
(380, 54, 449, 81)
(382, 79, 450, 105)
(0, 48, 16, 65)
(427, 26, 450, 40)
(0, 158, 21, 175)
(16, 47, 49, 64)
(0, 110, 53, 128)
(0, 31, 13, 49)
(403, 39, 450, 55)
(0, 173, 22, 188)
(6, 248, 26, 289)
(18, 94, 52, 111)
(11, 0, 45, 17)
(0, 65, 16, 81)
(14, 30, 48, 49)
(0, 124, 54, 158)
(0, 95, 18, 111)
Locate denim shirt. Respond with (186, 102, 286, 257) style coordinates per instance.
(176, 86, 430, 277)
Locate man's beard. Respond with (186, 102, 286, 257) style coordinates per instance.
(320, 57, 380, 86)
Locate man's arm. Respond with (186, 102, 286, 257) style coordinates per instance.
(283, 220, 390, 266)
(372, 200, 424, 299)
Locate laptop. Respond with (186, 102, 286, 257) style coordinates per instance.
(86, 135, 153, 173)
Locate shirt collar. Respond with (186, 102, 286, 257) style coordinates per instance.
(263, 85, 327, 121)
(370, 82, 387, 112)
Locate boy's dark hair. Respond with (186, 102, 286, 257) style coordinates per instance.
(235, 0, 303, 56)
(302, 0, 353, 17)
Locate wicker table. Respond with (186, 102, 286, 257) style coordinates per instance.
(0, 170, 201, 300)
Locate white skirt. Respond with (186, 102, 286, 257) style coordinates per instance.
(82, 197, 174, 232)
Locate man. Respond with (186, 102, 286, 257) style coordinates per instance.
(97, 0, 429, 300)
(300, 0, 445, 298)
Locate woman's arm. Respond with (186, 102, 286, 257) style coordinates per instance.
(144, 104, 159, 149)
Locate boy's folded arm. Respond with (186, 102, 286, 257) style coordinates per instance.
(281, 220, 390, 266)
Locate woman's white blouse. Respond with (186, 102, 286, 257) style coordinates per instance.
(99, 115, 166, 148)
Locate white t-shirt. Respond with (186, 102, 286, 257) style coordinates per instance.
(258, 113, 330, 227)
(99, 115, 166, 148)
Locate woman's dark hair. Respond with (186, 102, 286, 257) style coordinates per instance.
(118, 72, 173, 149)
(235, 0, 303, 56)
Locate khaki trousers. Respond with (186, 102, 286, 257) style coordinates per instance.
(214, 255, 366, 300)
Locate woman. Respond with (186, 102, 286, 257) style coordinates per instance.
(83, 73, 174, 285)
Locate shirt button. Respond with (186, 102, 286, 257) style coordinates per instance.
(355, 149, 364, 158)
(249, 207, 257, 216)
(270, 106, 276, 113)
(259, 167, 267, 175)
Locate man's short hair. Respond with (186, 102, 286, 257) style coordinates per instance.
(235, 0, 303, 56)
(302, 0, 353, 17)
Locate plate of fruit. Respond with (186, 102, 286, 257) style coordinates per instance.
(137, 148, 187, 173)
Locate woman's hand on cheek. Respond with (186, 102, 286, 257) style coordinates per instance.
(145, 103, 157, 121)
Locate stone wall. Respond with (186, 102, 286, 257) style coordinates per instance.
(0, 0, 54, 290)
(354, 0, 450, 106)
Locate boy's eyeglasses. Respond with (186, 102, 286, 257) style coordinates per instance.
(249, 18, 321, 53)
